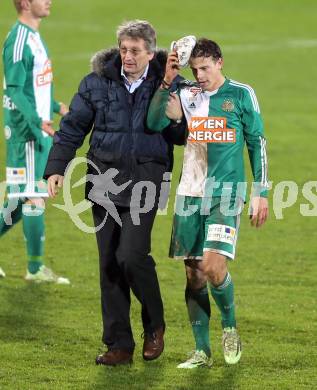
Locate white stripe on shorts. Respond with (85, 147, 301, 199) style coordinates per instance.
(203, 248, 235, 260)
(25, 141, 35, 193)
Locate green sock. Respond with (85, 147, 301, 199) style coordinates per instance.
(22, 204, 45, 274)
(0, 199, 23, 237)
(210, 273, 236, 329)
(28, 257, 43, 274)
(185, 286, 211, 357)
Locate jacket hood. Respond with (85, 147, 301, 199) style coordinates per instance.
(90, 47, 167, 80)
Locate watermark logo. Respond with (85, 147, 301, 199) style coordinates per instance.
(51, 157, 171, 232)
(52, 157, 124, 233)
(1, 157, 317, 233)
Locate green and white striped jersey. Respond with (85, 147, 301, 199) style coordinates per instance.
(2, 21, 56, 143)
(147, 78, 269, 200)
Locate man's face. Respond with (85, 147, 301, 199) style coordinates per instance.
(119, 37, 154, 77)
(26, 0, 52, 18)
(189, 56, 223, 91)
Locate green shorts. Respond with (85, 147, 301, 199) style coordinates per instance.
(6, 137, 52, 199)
(169, 196, 244, 260)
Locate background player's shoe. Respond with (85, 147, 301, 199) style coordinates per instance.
(0, 267, 5, 278)
(222, 327, 242, 364)
(177, 350, 213, 369)
(25, 265, 70, 285)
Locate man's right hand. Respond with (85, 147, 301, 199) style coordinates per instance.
(166, 92, 183, 121)
(47, 175, 64, 198)
(42, 120, 55, 137)
(250, 196, 269, 228)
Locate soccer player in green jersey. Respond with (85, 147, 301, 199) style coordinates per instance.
(0, 0, 69, 284)
(147, 38, 269, 368)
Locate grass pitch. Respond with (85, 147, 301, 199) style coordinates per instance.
(0, 1, 316, 389)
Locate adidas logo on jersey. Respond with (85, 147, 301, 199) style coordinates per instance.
(189, 102, 196, 109)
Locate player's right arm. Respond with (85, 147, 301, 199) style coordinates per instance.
(147, 88, 172, 132)
(147, 52, 184, 131)
(3, 39, 49, 137)
(5, 85, 54, 137)
(241, 86, 269, 227)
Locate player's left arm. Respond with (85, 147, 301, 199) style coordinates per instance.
(241, 87, 269, 227)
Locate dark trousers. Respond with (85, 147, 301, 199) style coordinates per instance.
(92, 203, 165, 352)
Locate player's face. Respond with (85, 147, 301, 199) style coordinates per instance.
(119, 37, 154, 79)
(189, 56, 223, 91)
(29, 0, 52, 18)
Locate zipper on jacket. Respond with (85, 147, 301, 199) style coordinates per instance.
(126, 90, 134, 178)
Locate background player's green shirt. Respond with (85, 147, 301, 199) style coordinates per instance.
(2, 21, 60, 143)
(147, 78, 269, 199)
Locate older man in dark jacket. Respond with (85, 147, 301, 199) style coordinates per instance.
(44, 20, 185, 366)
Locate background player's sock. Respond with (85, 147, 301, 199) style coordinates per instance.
(27, 257, 43, 274)
(0, 199, 23, 236)
(185, 286, 211, 357)
(22, 204, 45, 274)
(210, 272, 236, 329)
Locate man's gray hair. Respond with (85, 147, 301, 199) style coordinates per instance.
(117, 20, 156, 53)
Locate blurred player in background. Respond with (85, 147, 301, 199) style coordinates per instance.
(147, 37, 269, 368)
(0, 0, 69, 284)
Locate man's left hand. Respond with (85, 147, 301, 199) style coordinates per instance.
(250, 196, 269, 228)
(59, 102, 69, 116)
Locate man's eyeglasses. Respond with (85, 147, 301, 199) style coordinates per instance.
(119, 47, 146, 56)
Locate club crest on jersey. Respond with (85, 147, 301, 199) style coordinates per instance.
(188, 117, 236, 143)
(221, 98, 235, 112)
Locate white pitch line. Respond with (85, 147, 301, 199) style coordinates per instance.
(49, 38, 317, 63)
(224, 39, 317, 52)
